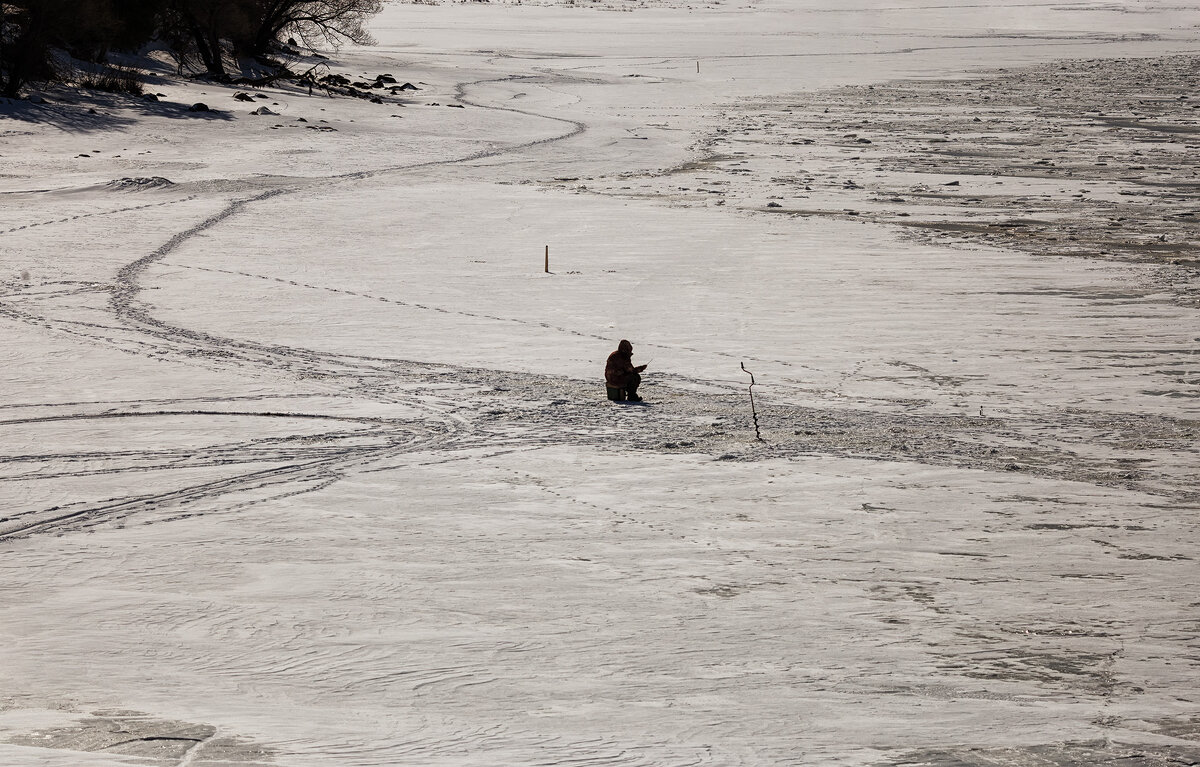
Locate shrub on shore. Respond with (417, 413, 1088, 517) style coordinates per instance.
(0, 0, 384, 97)
(75, 64, 145, 96)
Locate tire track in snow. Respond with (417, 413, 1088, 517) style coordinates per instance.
(0, 195, 199, 237)
(0, 409, 414, 482)
(159, 261, 817, 376)
(501, 466, 834, 601)
(111, 189, 291, 322)
(0, 409, 449, 540)
(163, 261, 617, 344)
(294, 73, 587, 185)
(455, 73, 587, 144)
(0, 73, 598, 539)
(95, 72, 591, 373)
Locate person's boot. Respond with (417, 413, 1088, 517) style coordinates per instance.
(625, 387, 642, 402)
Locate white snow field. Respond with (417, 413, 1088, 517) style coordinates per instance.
(2, 1, 1200, 765)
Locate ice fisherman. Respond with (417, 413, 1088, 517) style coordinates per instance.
(605, 339, 647, 402)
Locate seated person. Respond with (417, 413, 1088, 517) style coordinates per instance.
(605, 339, 647, 402)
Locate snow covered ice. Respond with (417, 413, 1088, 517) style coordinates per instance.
(2, 1, 1199, 765)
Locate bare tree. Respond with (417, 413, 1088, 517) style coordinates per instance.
(1, 0, 94, 97)
(162, 0, 252, 77)
(243, 0, 382, 57)
(1, 0, 384, 92)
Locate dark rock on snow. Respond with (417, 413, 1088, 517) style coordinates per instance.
(106, 177, 175, 190)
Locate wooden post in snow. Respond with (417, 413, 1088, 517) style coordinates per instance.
(545, 245, 549, 273)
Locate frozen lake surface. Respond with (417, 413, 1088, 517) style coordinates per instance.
(2, 1, 1199, 764)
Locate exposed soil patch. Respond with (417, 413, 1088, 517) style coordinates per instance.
(4, 710, 273, 766)
(877, 740, 1200, 767)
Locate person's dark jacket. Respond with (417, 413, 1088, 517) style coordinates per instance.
(605, 339, 642, 388)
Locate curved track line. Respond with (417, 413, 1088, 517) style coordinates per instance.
(0, 408, 392, 427)
(0, 70, 598, 539)
(0, 412, 450, 540)
(0, 195, 199, 237)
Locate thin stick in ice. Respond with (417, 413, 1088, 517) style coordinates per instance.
(741, 362, 763, 442)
